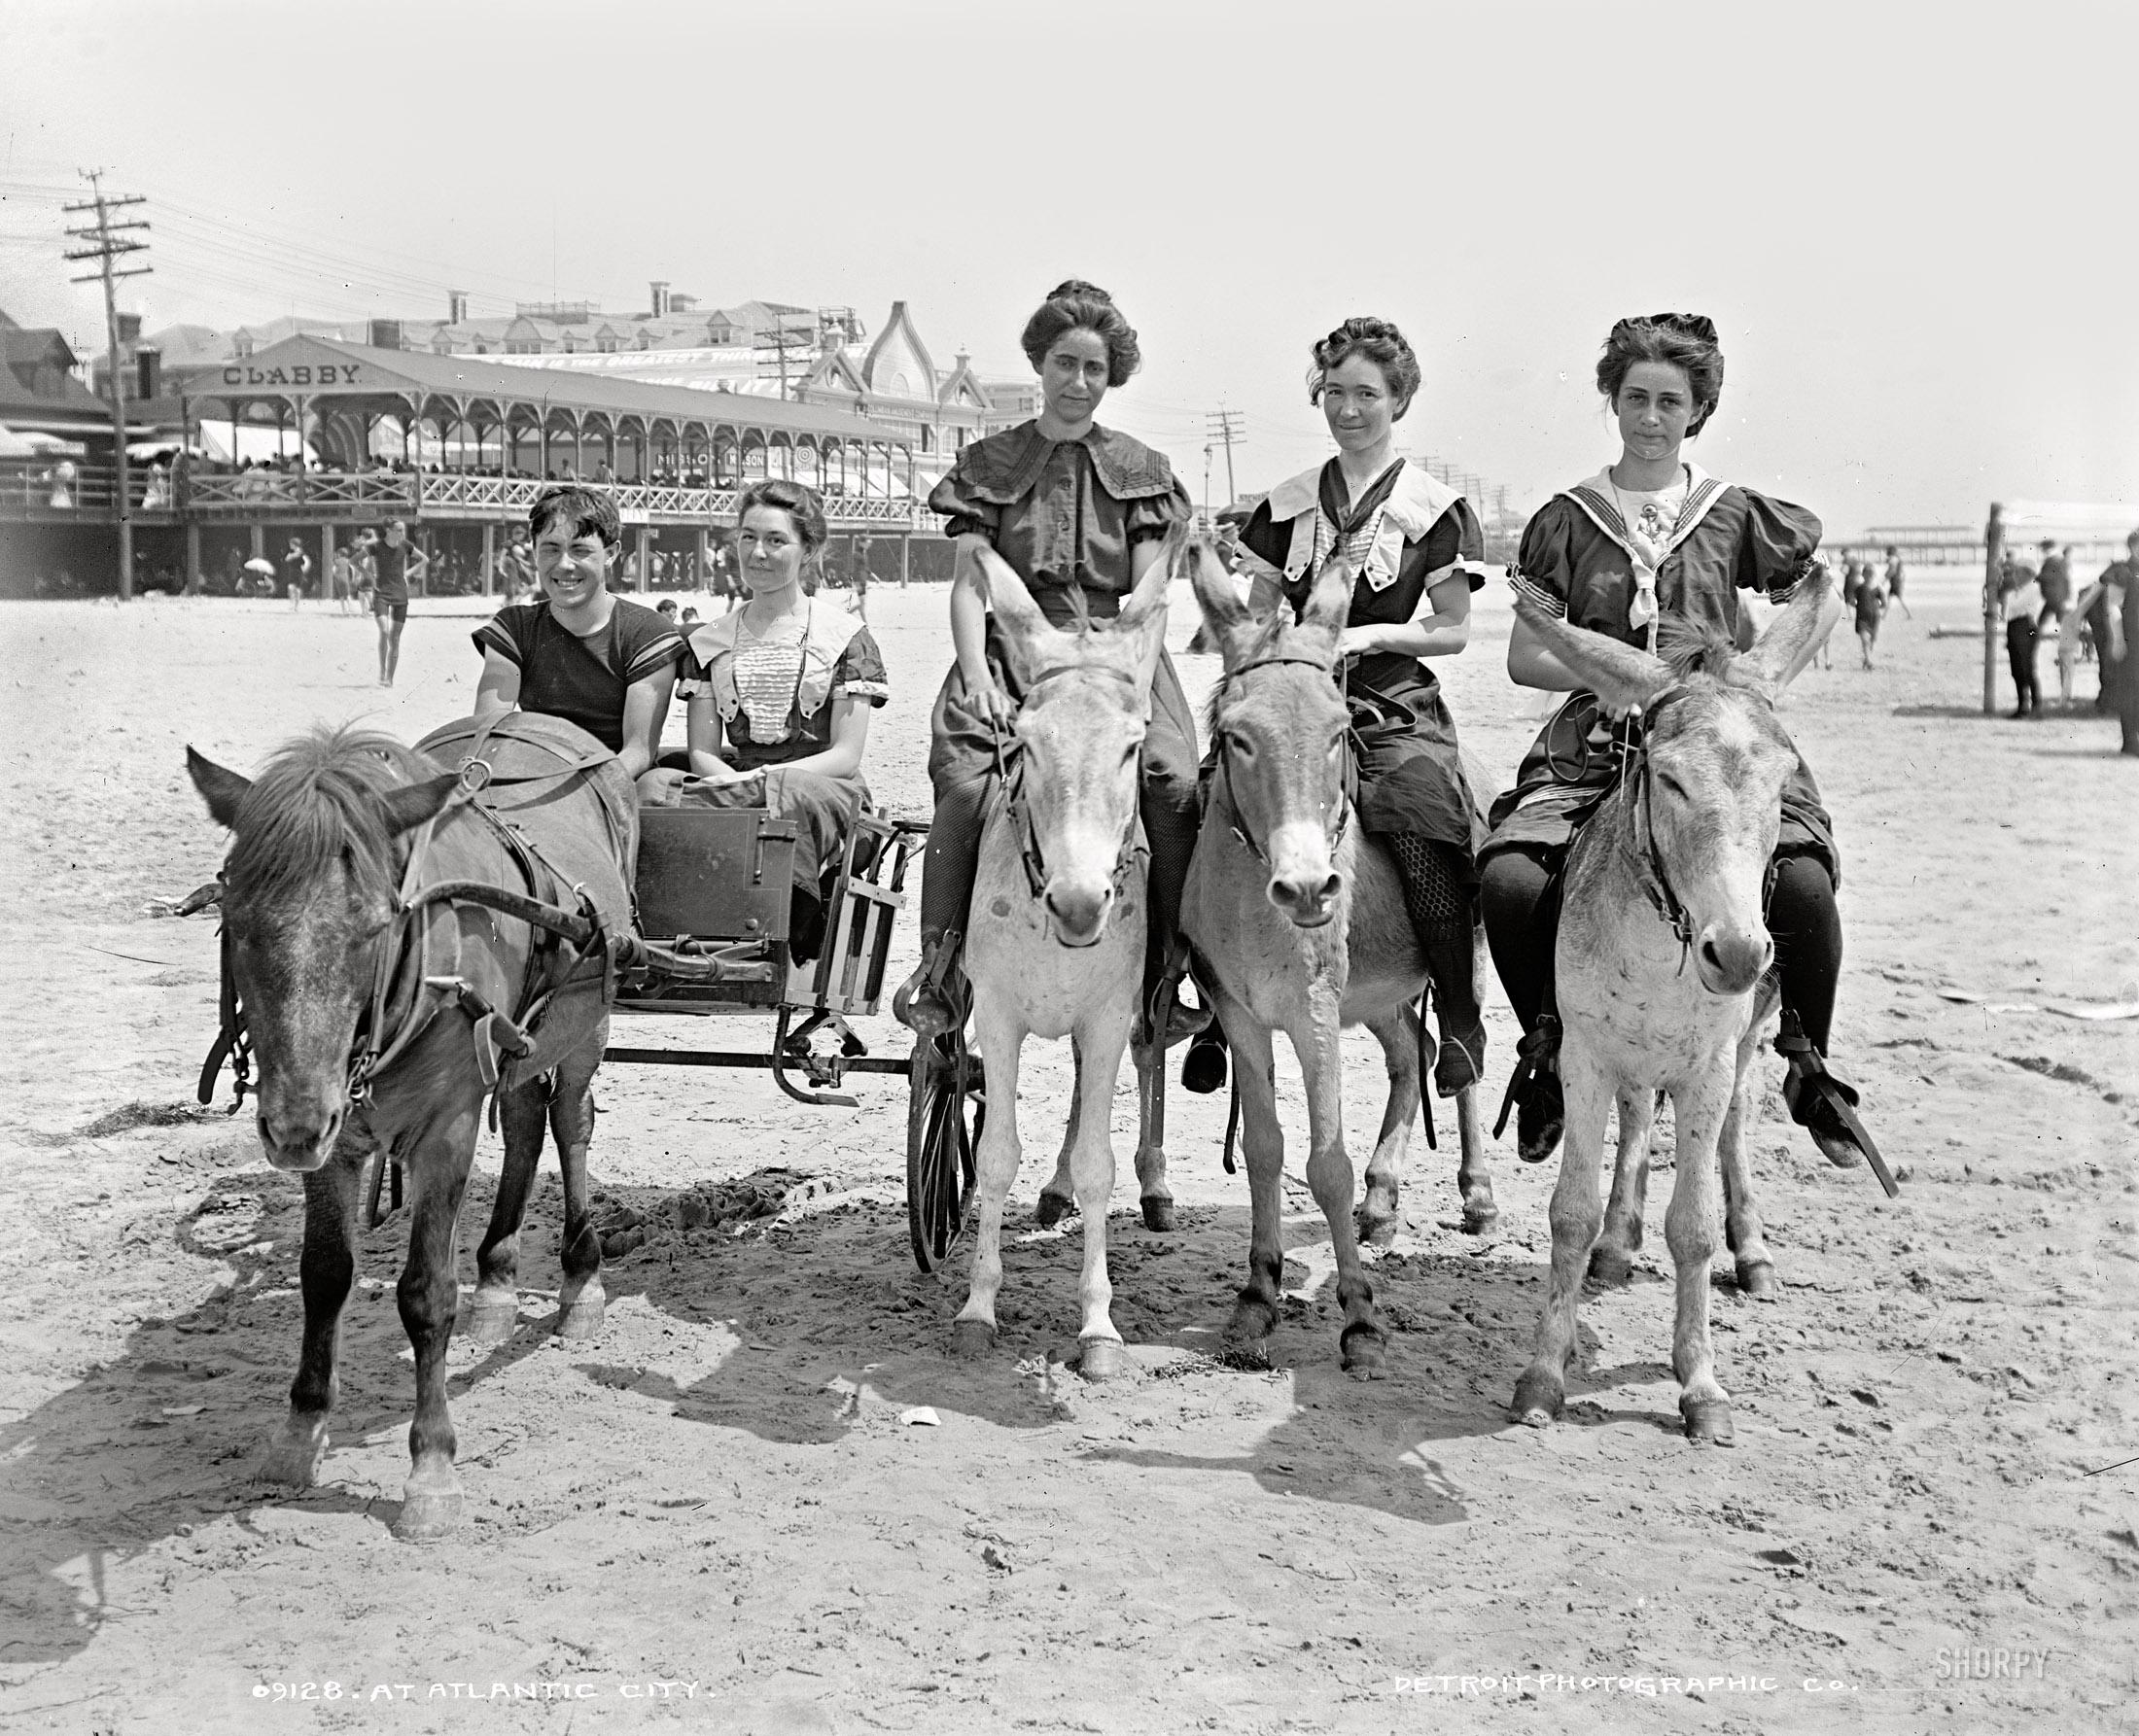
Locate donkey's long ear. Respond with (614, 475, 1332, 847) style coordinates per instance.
(1297, 557, 1354, 639)
(1114, 528, 1179, 691)
(1189, 535, 1251, 634)
(1737, 562, 1839, 694)
(187, 746, 252, 830)
(1513, 594, 1674, 713)
(973, 541, 1076, 682)
(378, 773, 460, 836)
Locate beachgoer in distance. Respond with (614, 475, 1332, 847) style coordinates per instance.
(647, 479, 889, 958)
(1479, 311, 1869, 1172)
(472, 487, 683, 780)
(2098, 531, 2139, 754)
(1999, 563, 2045, 718)
(370, 519, 428, 687)
(1854, 558, 1886, 669)
(1883, 544, 1910, 619)
(1209, 315, 1491, 1098)
(279, 537, 311, 609)
(897, 280, 1203, 1046)
(2037, 538, 2072, 625)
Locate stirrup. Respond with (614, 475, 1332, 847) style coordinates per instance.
(1776, 1024, 1898, 1198)
(1182, 1025, 1228, 1094)
(1432, 1020, 1487, 1100)
(894, 936, 960, 1040)
(1493, 1015, 1563, 1163)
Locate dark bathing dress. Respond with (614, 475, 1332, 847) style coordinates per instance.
(652, 601, 890, 948)
(922, 420, 1198, 1013)
(1237, 456, 1490, 1056)
(1478, 466, 1847, 1064)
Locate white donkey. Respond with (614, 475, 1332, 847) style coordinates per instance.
(1509, 574, 1835, 1445)
(949, 538, 1174, 1381)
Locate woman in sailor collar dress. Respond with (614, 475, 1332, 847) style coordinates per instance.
(897, 280, 1201, 1042)
(1202, 316, 1491, 1098)
(648, 479, 889, 957)
(1478, 312, 1868, 1170)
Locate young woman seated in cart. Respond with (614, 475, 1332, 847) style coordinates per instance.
(643, 478, 890, 955)
(472, 484, 685, 781)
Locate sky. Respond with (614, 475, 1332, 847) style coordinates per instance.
(2, 0, 2134, 536)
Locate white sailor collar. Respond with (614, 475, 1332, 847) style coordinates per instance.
(684, 599, 863, 725)
(1269, 458, 1466, 592)
(1563, 462, 1728, 564)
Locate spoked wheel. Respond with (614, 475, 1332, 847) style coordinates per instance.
(907, 997, 982, 1273)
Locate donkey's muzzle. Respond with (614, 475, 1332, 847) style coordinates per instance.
(1696, 926, 1773, 997)
(1044, 882, 1114, 949)
(1268, 869, 1342, 928)
(257, 1105, 344, 1172)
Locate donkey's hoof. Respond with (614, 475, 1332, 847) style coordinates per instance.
(465, 1288, 519, 1344)
(256, 1434, 327, 1490)
(1511, 1369, 1564, 1428)
(1460, 1196, 1500, 1235)
(1736, 1260, 1780, 1302)
(1034, 1190, 1074, 1230)
(555, 1287, 606, 1341)
(1339, 1323, 1388, 1379)
(1140, 1196, 1176, 1233)
(1680, 1395, 1736, 1446)
(949, 1319, 997, 1361)
(1078, 1337, 1126, 1381)
(1588, 1246, 1637, 1287)
(1355, 1198, 1398, 1248)
(392, 1479, 465, 1542)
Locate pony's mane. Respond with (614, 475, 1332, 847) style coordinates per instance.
(226, 726, 432, 902)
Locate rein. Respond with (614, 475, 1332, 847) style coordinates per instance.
(1612, 712, 1698, 972)
(992, 662, 1144, 902)
(1210, 652, 1353, 868)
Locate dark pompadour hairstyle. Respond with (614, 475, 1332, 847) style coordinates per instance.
(529, 485, 621, 549)
(1308, 316, 1423, 418)
(1020, 279, 1141, 387)
(1596, 312, 1726, 435)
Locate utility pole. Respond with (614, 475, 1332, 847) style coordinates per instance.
(64, 171, 150, 600)
(754, 321, 810, 400)
(1205, 409, 1243, 507)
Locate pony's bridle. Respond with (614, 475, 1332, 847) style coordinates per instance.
(1211, 653, 1353, 868)
(992, 662, 1146, 902)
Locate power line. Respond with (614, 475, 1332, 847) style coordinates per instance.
(63, 170, 150, 601)
(1205, 408, 1244, 505)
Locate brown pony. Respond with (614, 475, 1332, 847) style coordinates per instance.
(188, 719, 634, 1538)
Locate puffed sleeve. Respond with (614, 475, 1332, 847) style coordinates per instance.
(1415, 499, 1489, 594)
(929, 458, 1000, 541)
(1733, 489, 1824, 603)
(471, 603, 530, 665)
(1511, 500, 1578, 618)
(833, 626, 890, 707)
(1124, 477, 1194, 545)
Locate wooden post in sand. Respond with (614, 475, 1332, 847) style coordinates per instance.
(1983, 503, 2003, 716)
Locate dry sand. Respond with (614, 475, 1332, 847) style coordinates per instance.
(0, 568, 2132, 1734)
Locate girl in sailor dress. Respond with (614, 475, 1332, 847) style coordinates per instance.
(1210, 316, 1490, 1098)
(1479, 312, 1868, 1170)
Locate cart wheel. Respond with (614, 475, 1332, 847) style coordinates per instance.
(907, 1027, 981, 1274)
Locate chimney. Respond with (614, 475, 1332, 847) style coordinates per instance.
(448, 289, 469, 325)
(368, 319, 403, 351)
(136, 347, 162, 400)
(117, 311, 143, 352)
(649, 280, 670, 318)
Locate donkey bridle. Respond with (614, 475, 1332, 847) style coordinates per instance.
(1211, 653, 1354, 867)
(991, 662, 1146, 902)
(1614, 704, 1699, 973)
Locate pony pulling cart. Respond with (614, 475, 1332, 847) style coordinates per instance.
(185, 710, 980, 1537)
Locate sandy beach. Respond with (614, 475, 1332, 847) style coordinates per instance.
(0, 567, 2132, 1733)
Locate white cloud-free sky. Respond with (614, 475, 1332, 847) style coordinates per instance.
(3, 0, 2133, 535)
